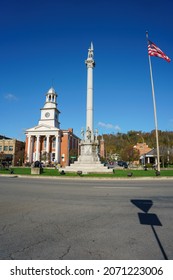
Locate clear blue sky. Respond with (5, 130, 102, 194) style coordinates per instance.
(1, 0, 173, 141)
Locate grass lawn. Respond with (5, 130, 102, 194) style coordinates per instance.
(1, 167, 173, 177)
(0, 167, 31, 175)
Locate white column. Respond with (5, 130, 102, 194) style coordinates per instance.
(55, 135, 59, 162)
(86, 66, 93, 133)
(30, 136, 34, 163)
(35, 135, 40, 161)
(27, 135, 31, 162)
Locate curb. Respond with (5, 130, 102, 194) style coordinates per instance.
(1, 174, 173, 181)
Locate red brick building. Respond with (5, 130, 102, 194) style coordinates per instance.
(133, 142, 152, 165)
(60, 128, 79, 167)
(99, 136, 105, 159)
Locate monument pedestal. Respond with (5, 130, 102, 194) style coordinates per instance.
(78, 140, 99, 163)
(63, 140, 112, 173)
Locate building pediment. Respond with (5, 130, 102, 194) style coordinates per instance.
(26, 124, 59, 133)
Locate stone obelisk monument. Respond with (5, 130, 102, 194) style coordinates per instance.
(78, 42, 100, 164)
(86, 42, 95, 141)
(64, 43, 111, 173)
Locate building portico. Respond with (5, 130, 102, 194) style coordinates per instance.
(25, 130, 61, 164)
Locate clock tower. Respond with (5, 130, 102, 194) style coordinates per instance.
(39, 87, 60, 128)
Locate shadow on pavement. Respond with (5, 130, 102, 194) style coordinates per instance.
(131, 199, 168, 260)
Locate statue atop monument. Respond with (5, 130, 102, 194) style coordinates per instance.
(88, 42, 94, 59)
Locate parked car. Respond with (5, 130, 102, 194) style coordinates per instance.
(117, 161, 128, 168)
(106, 162, 115, 169)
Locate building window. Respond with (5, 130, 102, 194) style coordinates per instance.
(0, 146, 2, 151)
(9, 146, 13, 151)
(4, 146, 8, 151)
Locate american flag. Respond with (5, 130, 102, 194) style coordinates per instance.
(148, 40, 171, 62)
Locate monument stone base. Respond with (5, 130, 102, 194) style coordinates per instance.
(63, 162, 112, 173)
(62, 141, 112, 173)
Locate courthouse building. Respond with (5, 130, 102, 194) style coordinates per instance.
(25, 87, 79, 167)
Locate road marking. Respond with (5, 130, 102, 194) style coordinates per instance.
(94, 186, 143, 189)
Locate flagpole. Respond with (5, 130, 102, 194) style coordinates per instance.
(146, 31, 160, 173)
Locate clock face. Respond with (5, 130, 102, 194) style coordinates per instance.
(45, 112, 50, 118)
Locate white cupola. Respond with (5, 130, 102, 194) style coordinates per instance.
(44, 87, 57, 109)
(38, 87, 60, 128)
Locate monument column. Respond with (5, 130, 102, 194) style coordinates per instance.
(60, 42, 112, 173)
(85, 42, 95, 141)
(76, 42, 99, 163)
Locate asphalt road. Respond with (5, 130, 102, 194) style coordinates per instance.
(0, 176, 173, 260)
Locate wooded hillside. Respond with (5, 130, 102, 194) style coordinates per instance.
(98, 130, 173, 163)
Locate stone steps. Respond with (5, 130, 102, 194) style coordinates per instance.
(61, 163, 113, 173)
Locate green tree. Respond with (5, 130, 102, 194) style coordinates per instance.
(120, 144, 139, 163)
